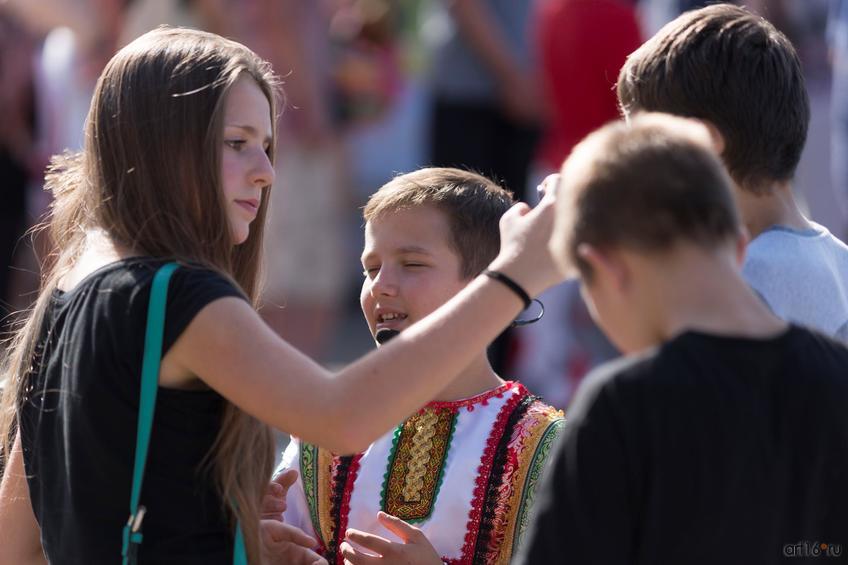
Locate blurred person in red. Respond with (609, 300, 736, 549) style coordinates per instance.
(511, 0, 642, 409)
(534, 0, 642, 173)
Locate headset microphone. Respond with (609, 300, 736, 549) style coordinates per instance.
(375, 328, 400, 345)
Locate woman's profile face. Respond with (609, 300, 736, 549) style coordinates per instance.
(220, 74, 274, 244)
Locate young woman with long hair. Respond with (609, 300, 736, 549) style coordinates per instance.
(0, 27, 562, 564)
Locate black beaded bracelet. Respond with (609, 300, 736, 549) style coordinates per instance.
(483, 269, 532, 310)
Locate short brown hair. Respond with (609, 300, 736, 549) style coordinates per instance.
(555, 114, 741, 279)
(617, 4, 809, 193)
(364, 167, 514, 279)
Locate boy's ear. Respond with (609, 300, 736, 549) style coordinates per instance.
(576, 243, 629, 292)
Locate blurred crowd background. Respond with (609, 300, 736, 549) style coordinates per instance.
(1, 0, 846, 410)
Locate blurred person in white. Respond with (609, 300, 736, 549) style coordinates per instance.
(222, 0, 347, 360)
(0, 0, 129, 336)
(6, 0, 125, 173)
(2, 0, 232, 323)
(10, 0, 234, 166)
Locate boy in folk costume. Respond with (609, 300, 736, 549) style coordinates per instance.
(272, 168, 563, 565)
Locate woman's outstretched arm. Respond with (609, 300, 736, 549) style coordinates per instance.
(167, 189, 563, 453)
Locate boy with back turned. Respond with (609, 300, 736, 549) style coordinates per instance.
(518, 113, 848, 564)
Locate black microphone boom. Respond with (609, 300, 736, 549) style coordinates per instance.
(375, 329, 400, 345)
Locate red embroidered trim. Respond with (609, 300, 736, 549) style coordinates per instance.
(424, 381, 521, 414)
(446, 385, 528, 564)
(334, 453, 363, 565)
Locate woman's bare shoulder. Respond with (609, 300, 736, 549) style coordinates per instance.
(57, 231, 139, 292)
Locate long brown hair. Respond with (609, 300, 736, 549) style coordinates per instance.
(0, 27, 278, 562)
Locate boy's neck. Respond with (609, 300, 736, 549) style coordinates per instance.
(633, 247, 787, 347)
(431, 353, 504, 402)
(735, 180, 811, 239)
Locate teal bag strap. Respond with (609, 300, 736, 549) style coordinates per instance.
(122, 262, 180, 565)
(233, 523, 247, 565)
(120, 262, 248, 565)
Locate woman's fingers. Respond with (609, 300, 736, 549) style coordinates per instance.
(261, 519, 317, 548)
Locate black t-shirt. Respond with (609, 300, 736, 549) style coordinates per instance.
(517, 326, 848, 565)
(18, 258, 246, 564)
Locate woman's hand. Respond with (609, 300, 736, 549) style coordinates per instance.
(489, 175, 565, 298)
(261, 519, 327, 565)
(261, 469, 299, 520)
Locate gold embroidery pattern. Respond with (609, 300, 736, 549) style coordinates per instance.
(382, 408, 457, 521)
(402, 410, 440, 501)
(317, 448, 335, 548)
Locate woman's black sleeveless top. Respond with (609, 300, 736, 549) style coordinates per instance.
(18, 259, 245, 564)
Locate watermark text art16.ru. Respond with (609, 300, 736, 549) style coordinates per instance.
(784, 541, 842, 558)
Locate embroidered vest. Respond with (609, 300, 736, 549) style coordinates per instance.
(298, 382, 564, 564)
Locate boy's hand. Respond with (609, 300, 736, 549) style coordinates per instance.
(261, 519, 327, 565)
(262, 469, 299, 520)
(489, 175, 565, 297)
(340, 512, 442, 565)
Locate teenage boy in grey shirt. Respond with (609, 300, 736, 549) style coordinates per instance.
(617, 3, 848, 340)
